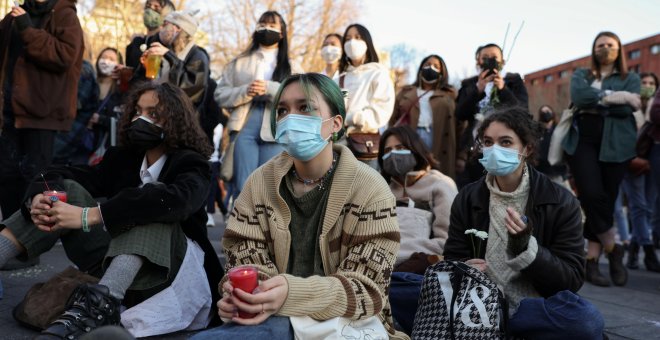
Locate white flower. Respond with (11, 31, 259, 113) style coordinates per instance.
(475, 231, 489, 240)
(465, 229, 477, 235)
(140, 44, 147, 52)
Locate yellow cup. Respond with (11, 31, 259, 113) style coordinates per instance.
(144, 54, 162, 80)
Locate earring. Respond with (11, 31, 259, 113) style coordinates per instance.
(332, 132, 339, 142)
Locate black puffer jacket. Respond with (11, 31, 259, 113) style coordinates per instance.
(443, 165, 584, 297)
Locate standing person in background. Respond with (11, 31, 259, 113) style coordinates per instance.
(215, 11, 302, 198)
(455, 43, 528, 188)
(0, 0, 84, 216)
(319, 33, 342, 79)
(624, 72, 660, 272)
(140, 10, 209, 112)
(52, 58, 99, 165)
(337, 23, 395, 169)
(389, 54, 458, 179)
(86, 48, 126, 156)
(534, 105, 568, 184)
(125, 0, 175, 70)
(564, 31, 641, 287)
(648, 81, 660, 250)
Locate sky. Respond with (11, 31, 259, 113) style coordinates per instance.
(361, 0, 659, 82)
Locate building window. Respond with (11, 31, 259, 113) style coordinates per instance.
(531, 79, 539, 85)
(559, 70, 569, 78)
(629, 50, 641, 59)
(651, 44, 660, 55)
(545, 75, 554, 83)
(629, 65, 640, 73)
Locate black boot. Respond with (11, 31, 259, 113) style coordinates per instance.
(643, 245, 660, 273)
(627, 241, 640, 269)
(607, 244, 628, 286)
(586, 258, 611, 287)
(654, 231, 660, 249)
(35, 284, 121, 339)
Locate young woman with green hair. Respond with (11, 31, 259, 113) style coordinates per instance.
(191, 73, 408, 339)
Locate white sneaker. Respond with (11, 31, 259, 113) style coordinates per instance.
(206, 213, 215, 228)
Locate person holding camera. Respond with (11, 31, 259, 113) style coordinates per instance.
(455, 43, 528, 188)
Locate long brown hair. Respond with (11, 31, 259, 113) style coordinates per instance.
(413, 54, 451, 91)
(590, 31, 628, 80)
(119, 82, 213, 157)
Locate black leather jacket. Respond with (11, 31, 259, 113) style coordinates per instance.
(443, 165, 585, 297)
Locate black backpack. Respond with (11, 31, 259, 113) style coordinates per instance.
(412, 261, 509, 340)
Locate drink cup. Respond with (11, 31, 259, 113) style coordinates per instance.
(227, 265, 258, 318)
(144, 54, 162, 80)
(118, 67, 134, 93)
(43, 191, 67, 229)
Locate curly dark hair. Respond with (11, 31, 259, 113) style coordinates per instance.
(378, 125, 440, 183)
(475, 106, 543, 163)
(118, 82, 213, 157)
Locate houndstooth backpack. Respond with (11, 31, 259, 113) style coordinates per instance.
(412, 261, 509, 340)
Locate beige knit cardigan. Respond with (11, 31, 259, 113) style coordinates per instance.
(222, 145, 409, 340)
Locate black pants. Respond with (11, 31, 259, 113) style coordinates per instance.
(567, 116, 629, 242)
(0, 125, 55, 217)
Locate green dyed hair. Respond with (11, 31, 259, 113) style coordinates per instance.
(270, 73, 346, 138)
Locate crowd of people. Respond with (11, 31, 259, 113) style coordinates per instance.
(0, 0, 658, 339)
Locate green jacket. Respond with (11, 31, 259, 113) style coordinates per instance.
(563, 68, 641, 162)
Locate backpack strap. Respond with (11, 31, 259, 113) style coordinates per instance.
(339, 74, 345, 88)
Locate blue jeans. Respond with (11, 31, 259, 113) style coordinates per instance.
(621, 171, 656, 245)
(388, 272, 423, 335)
(649, 144, 660, 238)
(232, 103, 283, 197)
(416, 127, 433, 151)
(509, 290, 604, 340)
(613, 186, 630, 242)
(190, 316, 294, 339)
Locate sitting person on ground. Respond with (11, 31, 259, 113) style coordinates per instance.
(379, 125, 457, 335)
(0, 83, 223, 339)
(443, 107, 603, 339)
(191, 73, 408, 340)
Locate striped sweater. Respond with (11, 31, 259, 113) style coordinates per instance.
(222, 145, 409, 340)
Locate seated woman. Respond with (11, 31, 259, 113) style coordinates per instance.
(191, 73, 408, 340)
(379, 125, 457, 335)
(443, 107, 603, 339)
(0, 83, 223, 339)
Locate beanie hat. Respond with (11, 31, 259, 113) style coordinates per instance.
(164, 10, 199, 36)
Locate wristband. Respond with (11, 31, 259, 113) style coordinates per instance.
(82, 207, 90, 232)
(96, 202, 106, 227)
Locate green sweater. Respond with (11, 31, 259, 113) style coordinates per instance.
(563, 68, 641, 162)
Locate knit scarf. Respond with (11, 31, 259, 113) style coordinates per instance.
(484, 167, 540, 311)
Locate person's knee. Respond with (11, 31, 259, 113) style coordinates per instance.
(1, 225, 26, 253)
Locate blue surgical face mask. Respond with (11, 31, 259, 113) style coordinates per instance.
(479, 144, 523, 176)
(275, 114, 332, 161)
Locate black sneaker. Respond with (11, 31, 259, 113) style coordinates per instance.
(35, 284, 121, 340)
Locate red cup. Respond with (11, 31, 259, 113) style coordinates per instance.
(118, 67, 134, 93)
(43, 191, 67, 228)
(227, 265, 258, 318)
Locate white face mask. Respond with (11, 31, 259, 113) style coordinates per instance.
(344, 39, 368, 61)
(321, 45, 342, 64)
(97, 58, 117, 76)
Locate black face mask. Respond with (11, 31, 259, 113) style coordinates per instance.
(540, 111, 554, 123)
(255, 29, 281, 46)
(126, 117, 165, 150)
(421, 67, 441, 83)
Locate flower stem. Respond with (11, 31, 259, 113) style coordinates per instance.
(471, 235, 476, 259)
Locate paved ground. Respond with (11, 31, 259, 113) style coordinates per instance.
(1, 212, 660, 339)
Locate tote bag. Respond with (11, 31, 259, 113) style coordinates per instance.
(548, 106, 576, 166)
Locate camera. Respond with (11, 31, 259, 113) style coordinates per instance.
(481, 57, 499, 76)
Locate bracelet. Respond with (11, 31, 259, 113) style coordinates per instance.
(81, 207, 90, 232)
(96, 202, 106, 227)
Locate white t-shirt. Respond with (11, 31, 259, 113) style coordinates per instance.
(416, 88, 433, 128)
(257, 47, 278, 81)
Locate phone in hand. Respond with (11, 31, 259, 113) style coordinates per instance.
(481, 57, 499, 77)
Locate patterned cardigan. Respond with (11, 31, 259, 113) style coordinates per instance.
(222, 145, 409, 340)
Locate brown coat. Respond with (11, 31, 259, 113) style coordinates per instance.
(0, 0, 83, 131)
(389, 85, 458, 179)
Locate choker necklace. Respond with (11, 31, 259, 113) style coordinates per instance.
(291, 153, 338, 191)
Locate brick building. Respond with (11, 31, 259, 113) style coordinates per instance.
(524, 33, 660, 117)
